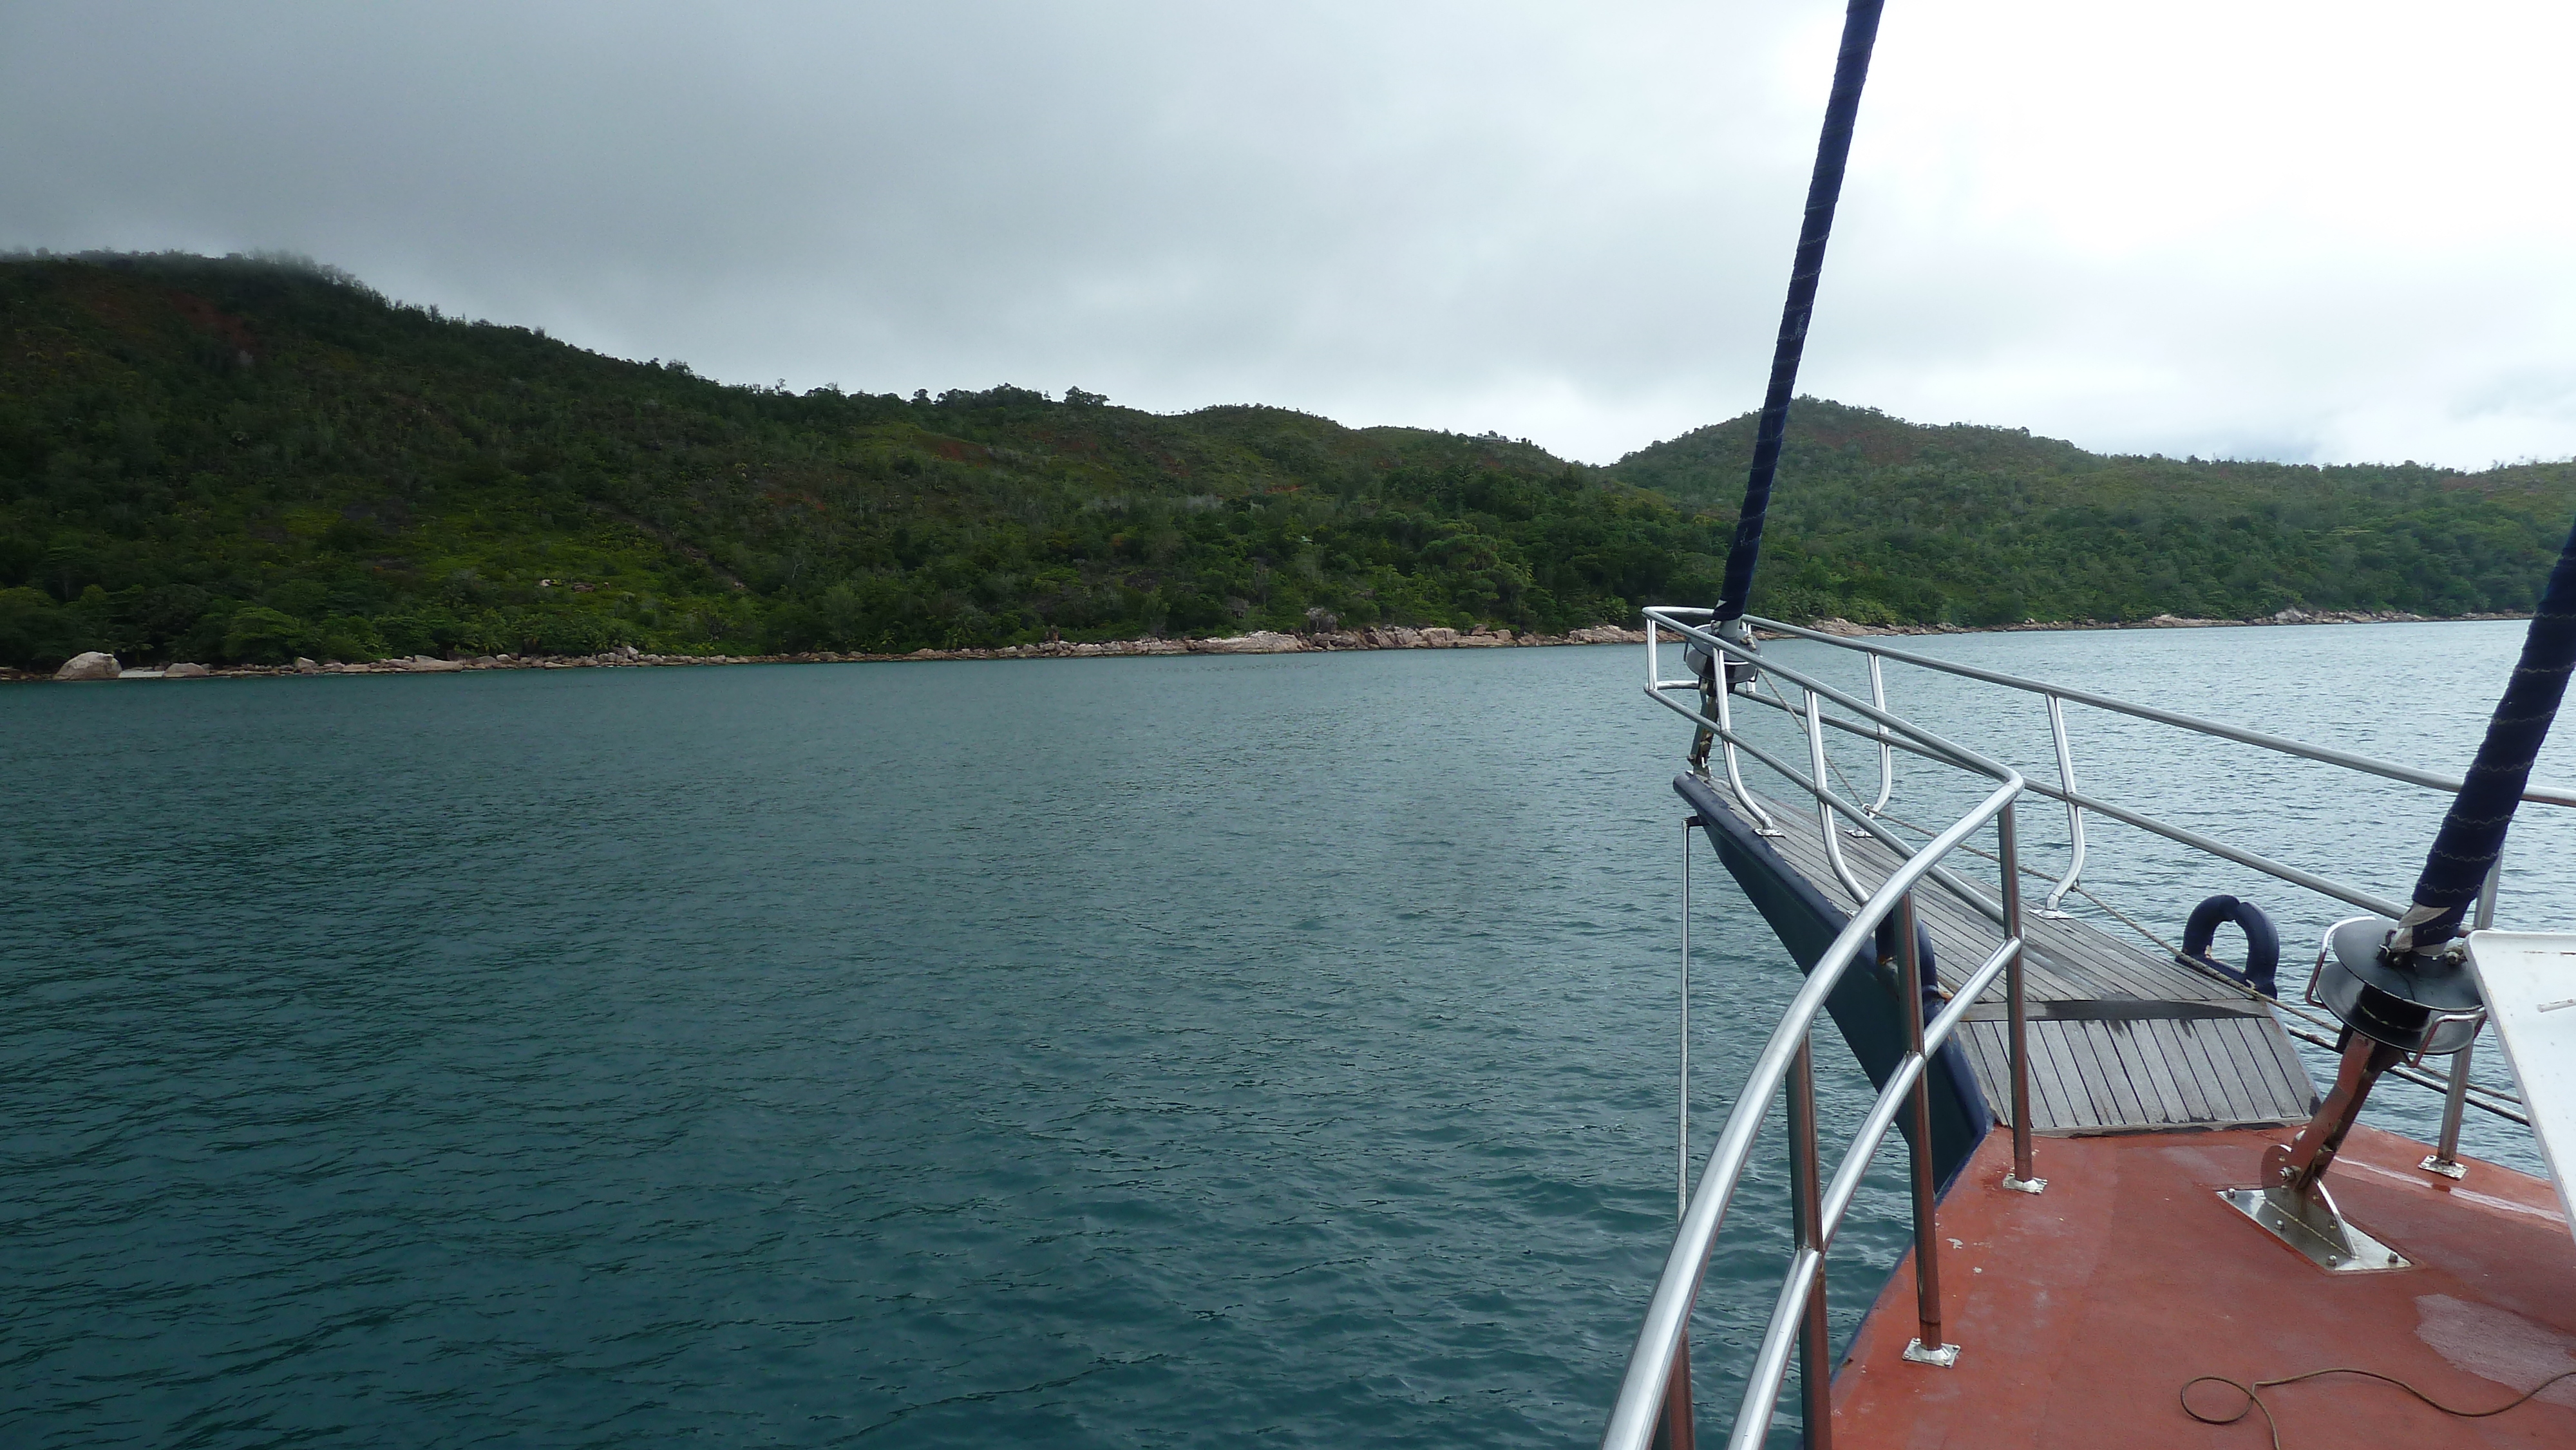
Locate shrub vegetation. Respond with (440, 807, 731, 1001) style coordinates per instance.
(0, 253, 1715, 668)
(3, 252, 2571, 670)
(1613, 403, 2576, 628)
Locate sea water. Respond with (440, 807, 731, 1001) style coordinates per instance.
(3, 623, 2564, 1447)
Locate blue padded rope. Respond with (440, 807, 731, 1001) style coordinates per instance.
(1713, 0, 1886, 623)
(2395, 514, 2576, 950)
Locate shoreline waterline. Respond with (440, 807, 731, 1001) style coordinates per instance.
(6, 624, 1645, 683)
(3, 608, 2532, 684)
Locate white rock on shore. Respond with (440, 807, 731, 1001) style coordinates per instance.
(165, 663, 211, 679)
(1191, 630, 1309, 654)
(1560, 625, 1648, 645)
(53, 652, 120, 681)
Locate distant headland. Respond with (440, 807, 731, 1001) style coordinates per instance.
(5, 251, 2572, 681)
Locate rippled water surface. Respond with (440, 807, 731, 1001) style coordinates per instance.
(5, 625, 2570, 1447)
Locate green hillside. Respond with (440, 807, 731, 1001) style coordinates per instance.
(1609, 401, 2576, 626)
(4, 252, 2573, 671)
(0, 253, 1711, 669)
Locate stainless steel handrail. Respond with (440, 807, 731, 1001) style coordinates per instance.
(1651, 608, 2570, 1084)
(1725, 935, 2020, 1450)
(2039, 693, 2085, 915)
(1643, 611, 2011, 781)
(1727, 614, 2576, 925)
(1689, 614, 2548, 1122)
(1764, 697, 2536, 1126)
(1725, 685, 2413, 919)
(1649, 624, 2030, 943)
(1745, 615, 2576, 809)
(1798, 686, 1868, 901)
(1600, 784, 2020, 1450)
(1712, 692, 2021, 931)
(1606, 609, 2031, 1450)
(1864, 654, 1894, 816)
(1618, 605, 2552, 1449)
(1724, 689, 2530, 1127)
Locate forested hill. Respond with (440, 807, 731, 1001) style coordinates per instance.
(1, 253, 1705, 668)
(4, 252, 2574, 671)
(1607, 401, 2576, 627)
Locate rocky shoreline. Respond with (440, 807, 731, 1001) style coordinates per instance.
(5, 609, 2531, 683)
(6, 623, 1651, 683)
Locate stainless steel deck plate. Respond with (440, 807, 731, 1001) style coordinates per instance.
(2219, 1185, 2411, 1272)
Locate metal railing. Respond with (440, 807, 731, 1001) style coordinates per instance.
(1602, 609, 2034, 1450)
(1703, 614, 2552, 1134)
(1743, 615, 2576, 890)
(1611, 608, 2563, 1449)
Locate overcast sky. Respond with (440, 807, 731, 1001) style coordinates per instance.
(6, 1, 2572, 469)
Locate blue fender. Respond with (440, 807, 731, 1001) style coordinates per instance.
(2180, 894, 2280, 997)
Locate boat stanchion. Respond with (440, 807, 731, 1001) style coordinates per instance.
(2422, 1042, 2475, 1180)
(2036, 695, 2086, 919)
(1657, 815, 1700, 1450)
(1788, 1037, 1833, 1445)
(1680, 817, 1694, 1221)
(1997, 804, 2045, 1194)
(1895, 892, 1960, 1367)
(1651, 1331, 1696, 1450)
(1698, 622, 1781, 837)
(2422, 857, 2500, 1180)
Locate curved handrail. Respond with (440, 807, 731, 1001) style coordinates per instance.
(1598, 620, 2025, 1450)
(2039, 694, 2086, 914)
(1722, 684, 2412, 920)
(1661, 608, 2531, 1103)
(1693, 613, 2536, 1131)
(1617, 605, 2552, 1449)
(1720, 935, 2018, 1449)
(1799, 686, 1868, 900)
(1644, 610, 2020, 784)
(1742, 615, 2576, 809)
(1642, 610, 2032, 929)
(1710, 690, 2021, 929)
(1660, 607, 2571, 919)
(1864, 653, 1894, 815)
(1598, 775, 2019, 1450)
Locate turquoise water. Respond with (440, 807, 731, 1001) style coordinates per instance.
(4, 626, 2566, 1446)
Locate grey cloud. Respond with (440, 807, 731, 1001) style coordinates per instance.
(6, 1, 2570, 469)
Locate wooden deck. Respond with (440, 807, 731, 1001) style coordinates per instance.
(1718, 789, 2319, 1135)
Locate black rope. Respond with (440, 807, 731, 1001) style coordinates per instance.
(2182, 1366, 2576, 1449)
(2398, 513, 2576, 946)
(1713, 0, 1886, 623)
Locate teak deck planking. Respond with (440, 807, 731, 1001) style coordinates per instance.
(1717, 791, 2320, 1135)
